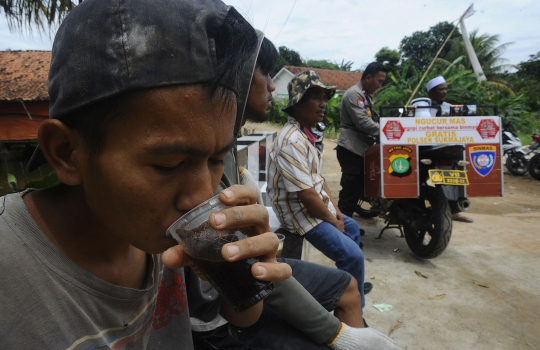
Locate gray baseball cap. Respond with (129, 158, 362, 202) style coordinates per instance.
(28, 0, 251, 172)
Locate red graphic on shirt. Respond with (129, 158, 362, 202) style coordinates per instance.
(476, 119, 499, 139)
(152, 272, 188, 329)
(382, 120, 404, 140)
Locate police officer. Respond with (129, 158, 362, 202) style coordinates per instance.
(336, 62, 389, 218)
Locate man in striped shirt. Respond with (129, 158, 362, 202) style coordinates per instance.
(268, 70, 367, 307)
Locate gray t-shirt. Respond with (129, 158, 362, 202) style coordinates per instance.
(0, 192, 193, 349)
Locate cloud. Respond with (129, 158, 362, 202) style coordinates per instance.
(227, 0, 540, 69)
(0, 0, 538, 69)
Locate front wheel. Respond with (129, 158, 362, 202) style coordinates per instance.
(402, 187, 453, 259)
(528, 153, 540, 180)
(506, 153, 528, 175)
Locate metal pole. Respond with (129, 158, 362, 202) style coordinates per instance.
(404, 23, 459, 108)
(403, 4, 475, 109)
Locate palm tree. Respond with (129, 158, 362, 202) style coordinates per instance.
(1, 0, 78, 32)
(444, 29, 513, 78)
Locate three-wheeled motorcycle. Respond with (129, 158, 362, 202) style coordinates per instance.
(358, 104, 503, 258)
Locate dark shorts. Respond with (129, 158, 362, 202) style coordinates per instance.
(193, 259, 351, 349)
(279, 258, 351, 311)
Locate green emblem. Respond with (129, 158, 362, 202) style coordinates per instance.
(391, 157, 410, 174)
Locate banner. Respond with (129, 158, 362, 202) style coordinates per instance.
(380, 116, 500, 145)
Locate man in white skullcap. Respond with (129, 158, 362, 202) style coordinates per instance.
(426, 76, 449, 107)
(426, 76, 474, 223)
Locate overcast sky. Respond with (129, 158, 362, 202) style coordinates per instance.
(1, 0, 538, 71)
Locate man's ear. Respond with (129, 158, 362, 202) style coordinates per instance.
(37, 119, 85, 186)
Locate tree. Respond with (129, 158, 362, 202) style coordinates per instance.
(399, 21, 460, 71)
(337, 59, 354, 72)
(272, 46, 304, 76)
(518, 51, 540, 77)
(304, 59, 339, 70)
(304, 59, 354, 71)
(511, 52, 540, 110)
(1, 0, 79, 32)
(374, 47, 400, 72)
(444, 29, 513, 77)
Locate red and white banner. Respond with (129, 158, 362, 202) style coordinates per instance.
(380, 116, 501, 145)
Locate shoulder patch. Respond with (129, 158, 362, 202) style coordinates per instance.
(356, 97, 365, 108)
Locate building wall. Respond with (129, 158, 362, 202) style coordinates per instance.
(272, 69, 294, 101)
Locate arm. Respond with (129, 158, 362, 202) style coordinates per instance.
(343, 91, 379, 137)
(297, 187, 343, 232)
(266, 276, 342, 344)
(323, 181, 344, 222)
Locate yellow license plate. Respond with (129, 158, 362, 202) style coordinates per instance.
(428, 169, 469, 186)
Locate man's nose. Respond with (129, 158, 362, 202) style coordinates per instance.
(268, 77, 276, 93)
(174, 166, 215, 211)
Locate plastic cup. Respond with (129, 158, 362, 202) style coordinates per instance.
(275, 233, 285, 258)
(167, 195, 274, 313)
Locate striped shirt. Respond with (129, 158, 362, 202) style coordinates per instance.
(268, 117, 336, 235)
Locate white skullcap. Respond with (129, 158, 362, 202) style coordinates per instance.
(426, 76, 446, 92)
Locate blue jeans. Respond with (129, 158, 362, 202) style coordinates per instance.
(304, 215, 365, 308)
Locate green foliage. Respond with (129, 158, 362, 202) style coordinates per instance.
(272, 46, 354, 76)
(508, 52, 540, 111)
(375, 47, 401, 72)
(399, 21, 460, 71)
(374, 60, 421, 108)
(1, 171, 59, 194)
(337, 59, 354, 72)
(273, 46, 305, 76)
(304, 59, 354, 72)
(305, 59, 340, 70)
(268, 98, 289, 125)
(2, 0, 79, 32)
(444, 29, 513, 77)
(269, 95, 343, 139)
(23, 172, 59, 190)
(373, 56, 540, 137)
(324, 95, 342, 135)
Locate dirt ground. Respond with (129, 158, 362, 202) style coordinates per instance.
(245, 122, 540, 350)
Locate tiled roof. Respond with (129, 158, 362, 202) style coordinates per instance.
(0, 50, 51, 101)
(284, 66, 362, 90)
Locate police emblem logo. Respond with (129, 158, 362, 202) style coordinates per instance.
(388, 154, 412, 177)
(357, 97, 365, 108)
(469, 145, 496, 177)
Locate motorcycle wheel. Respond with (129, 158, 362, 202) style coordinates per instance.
(528, 153, 540, 180)
(355, 198, 380, 218)
(505, 153, 528, 175)
(402, 187, 452, 259)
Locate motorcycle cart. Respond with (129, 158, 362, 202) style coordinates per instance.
(362, 105, 503, 258)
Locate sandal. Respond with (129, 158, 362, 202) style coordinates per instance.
(452, 214, 473, 223)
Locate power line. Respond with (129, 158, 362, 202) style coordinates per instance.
(274, 0, 297, 40)
(263, 2, 273, 33)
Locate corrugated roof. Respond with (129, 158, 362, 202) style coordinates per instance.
(0, 50, 51, 101)
(285, 65, 362, 90)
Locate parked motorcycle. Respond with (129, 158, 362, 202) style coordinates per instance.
(527, 137, 540, 180)
(503, 122, 540, 175)
(357, 104, 502, 259)
(357, 144, 467, 258)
